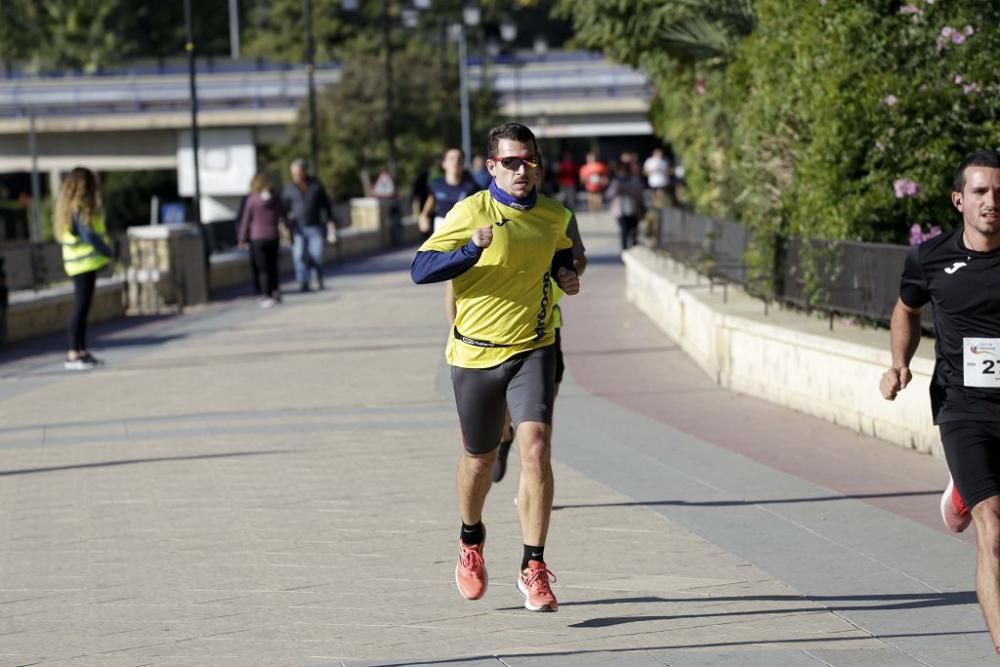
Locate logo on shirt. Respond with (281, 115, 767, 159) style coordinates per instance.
(495, 218, 510, 227)
(944, 261, 968, 275)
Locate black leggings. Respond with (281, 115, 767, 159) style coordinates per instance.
(251, 239, 280, 297)
(68, 270, 98, 351)
(617, 215, 639, 251)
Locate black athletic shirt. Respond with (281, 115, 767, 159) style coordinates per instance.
(428, 176, 481, 219)
(901, 228, 1000, 423)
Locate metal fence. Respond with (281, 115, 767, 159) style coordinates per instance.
(0, 234, 130, 292)
(656, 207, 923, 328)
(0, 242, 67, 291)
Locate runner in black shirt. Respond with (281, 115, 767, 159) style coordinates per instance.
(881, 149, 1000, 653)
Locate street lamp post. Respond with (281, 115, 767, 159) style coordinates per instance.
(456, 25, 471, 165)
(452, 3, 480, 168)
(228, 0, 240, 59)
(305, 0, 319, 175)
(382, 0, 397, 175)
(27, 111, 41, 244)
(183, 0, 202, 224)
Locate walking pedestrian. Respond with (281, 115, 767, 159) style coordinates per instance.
(411, 122, 580, 612)
(239, 172, 290, 308)
(55, 167, 112, 370)
(281, 159, 335, 292)
(880, 149, 1000, 654)
(643, 148, 670, 208)
(555, 151, 578, 207)
(607, 161, 645, 252)
(578, 152, 608, 212)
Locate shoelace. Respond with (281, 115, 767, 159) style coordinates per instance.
(523, 566, 557, 594)
(459, 545, 484, 576)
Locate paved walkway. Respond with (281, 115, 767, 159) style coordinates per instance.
(0, 214, 990, 666)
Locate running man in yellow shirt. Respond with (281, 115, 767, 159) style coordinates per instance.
(411, 122, 580, 612)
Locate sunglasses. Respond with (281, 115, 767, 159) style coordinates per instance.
(491, 155, 541, 171)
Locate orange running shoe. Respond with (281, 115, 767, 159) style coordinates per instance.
(455, 537, 488, 600)
(941, 476, 971, 533)
(517, 560, 558, 612)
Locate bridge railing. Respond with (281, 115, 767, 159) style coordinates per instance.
(656, 207, 931, 329)
(0, 53, 650, 118)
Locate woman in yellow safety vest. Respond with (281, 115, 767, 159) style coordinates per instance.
(54, 167, 112, 370)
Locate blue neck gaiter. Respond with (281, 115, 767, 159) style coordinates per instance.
(489, 180, 537, 210)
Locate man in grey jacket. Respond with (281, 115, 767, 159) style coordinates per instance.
(282, 159, 336, 292)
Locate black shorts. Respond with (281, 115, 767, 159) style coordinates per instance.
(940, 420, 1000, 509)
(450, 345, 556, 455)
(554, 328, 565, 385)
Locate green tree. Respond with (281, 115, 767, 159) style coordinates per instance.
(0, 0, 234, 73)
(555, 0, 1000, 300)
(270, 37, 501, 200)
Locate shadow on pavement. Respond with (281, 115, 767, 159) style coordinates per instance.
(568, 589, 978, 628)
(553, 489, 941, 511)
(0, 314, 179, 365)
(365, 629, 987, 667)
(0, 449, 297, 477)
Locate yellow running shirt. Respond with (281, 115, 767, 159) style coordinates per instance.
(419, 190, 572, 368)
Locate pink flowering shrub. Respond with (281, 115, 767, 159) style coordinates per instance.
(716, 0, 1000, 250)
(910, 224, 942, 245)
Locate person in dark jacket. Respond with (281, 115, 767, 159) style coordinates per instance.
(240, 172, 290, 308)
(281, 159, 335, 292)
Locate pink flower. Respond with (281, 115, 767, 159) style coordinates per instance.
(910, 224, 942, 246)
(695, 78, 706, 96)
(899, 3, 919, 14)
(894, 178, 920, 199)
(941, 26, 954, 37)
(884, 94, 898, 106)
(954, 74, 964, 84)
(952, 32, 966, 44)
(964, 83, 980, 95)
(964, 25, 974, 36)
(918, 83, 928, 92)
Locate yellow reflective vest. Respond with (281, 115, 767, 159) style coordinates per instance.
(61, 212, 110, 277)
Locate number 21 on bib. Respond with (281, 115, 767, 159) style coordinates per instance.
(964, 338, 1000, 388)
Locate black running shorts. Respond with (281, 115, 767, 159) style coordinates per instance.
(450, 345, 556, 455)
(940, 420, 1000, 510)
(554, 328, 565, 385)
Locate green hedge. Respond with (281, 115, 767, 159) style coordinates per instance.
(636, 0, 1000, 297)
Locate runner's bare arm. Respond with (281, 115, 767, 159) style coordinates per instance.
(880, 297, 923, 400)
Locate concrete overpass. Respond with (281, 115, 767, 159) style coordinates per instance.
(0, 52, 652, 219)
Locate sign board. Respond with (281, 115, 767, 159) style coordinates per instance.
(177, 128, 257, 197)
(372, 170, 396, 199)
(161, 202, 186, 224)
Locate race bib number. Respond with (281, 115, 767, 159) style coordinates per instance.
(964, 338, 1000, 388)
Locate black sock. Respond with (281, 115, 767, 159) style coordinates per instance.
(460, 521, 484, 546)
(522, 544, 544, 570)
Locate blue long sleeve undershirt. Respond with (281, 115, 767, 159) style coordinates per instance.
(411, 240, 483, 284)
(73, 218, 113, 258)
(411, 242, 577, 289)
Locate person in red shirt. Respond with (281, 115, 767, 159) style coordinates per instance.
(578, 152, 608, 212)
(554, 151, 578, 206)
